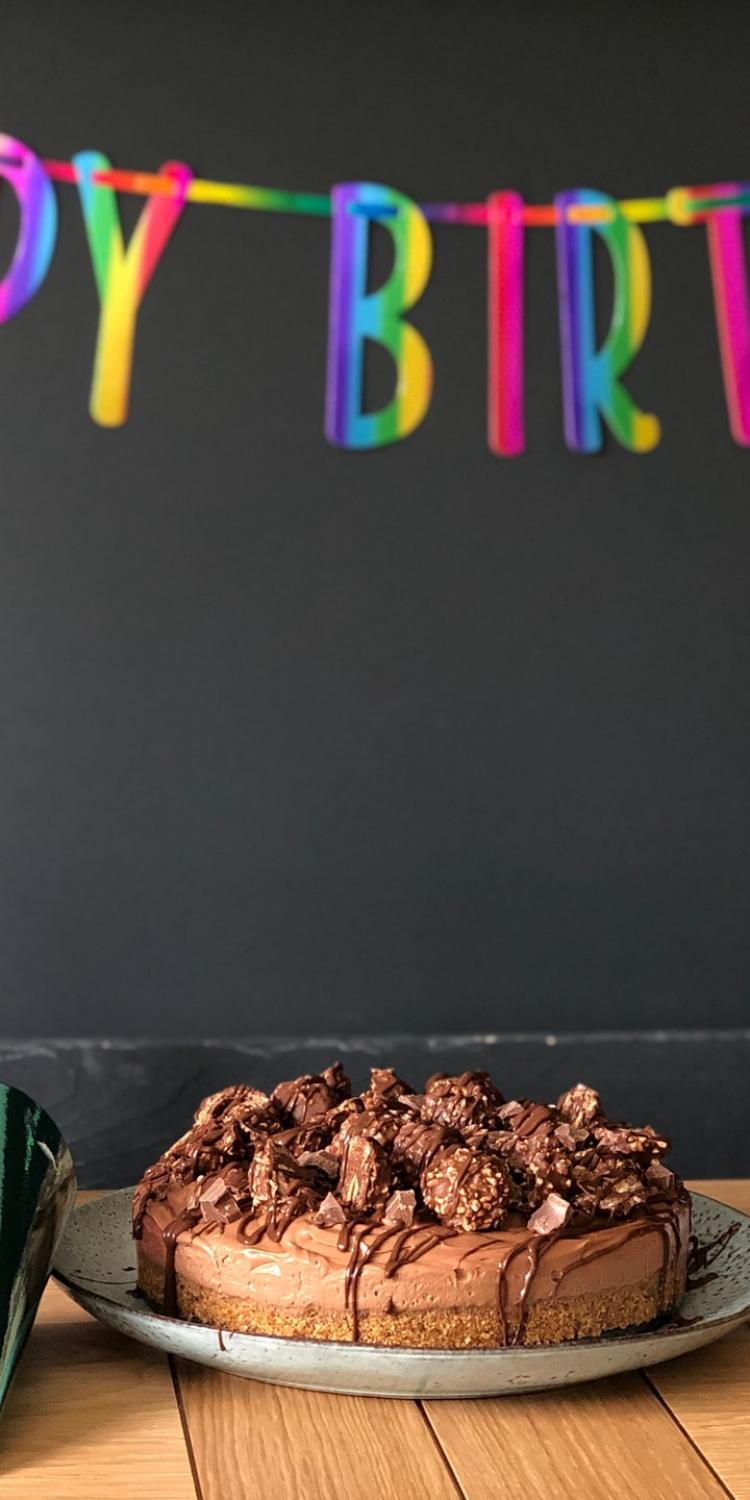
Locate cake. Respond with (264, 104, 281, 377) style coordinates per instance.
(133, 1065, 689, 1348)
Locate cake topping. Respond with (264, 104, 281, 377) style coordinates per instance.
(421, 1144, 512, 1232)
(383, 1189, 417, 1227)
(362, 1067, 413, 1110)
(314, 1191, 349, 1228)
(337, 1134, 392, 1216)
(556, 1083, 602, 1130)
(271, 1073, 340, 1126)
(421, 1071, 505, 1140)
(197, 1170, 250, 1224)
(391, 1117, 453, 1186)
(133, 1062, 682, 1240)
(527, 1192, 572, 1235)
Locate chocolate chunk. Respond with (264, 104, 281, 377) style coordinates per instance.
(421, 1145, 511, 1232)
(363, 1068, 414, 1110)
(598, 1172, 648, 1217)
(594, 1123, 670, 1160)
(198, 1172, 248, 1224)
(556, 1083, 602, 1131)
(528, 1192, 572, 1235)
(392, 1117, 452, 1186)
(646, 1160, 677, 1196)
(383, 1189, 417, 1227)
(492, 1100, 574, 1209)
(337, 1134, 392, 1216)
(422, 1072, 504, 1140)
(194, 1085, 276, 1131)
(314, 1192, 348, 1228)
(271, 1074, 338, 1127)
(329, 1107, 402, 1157)
(397, 1094, 425, 1115)
(248, 1139, 329, 1233)
(321, 1062, 352, 1102)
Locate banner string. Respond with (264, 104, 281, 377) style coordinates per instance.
(36, 158, 750, 226)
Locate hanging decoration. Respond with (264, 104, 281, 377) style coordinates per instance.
(0, 132, 749, 455)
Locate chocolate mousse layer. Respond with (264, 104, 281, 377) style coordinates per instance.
(134, 1065, 689, 1348)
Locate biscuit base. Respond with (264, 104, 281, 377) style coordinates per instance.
(137, 1251, 684, 1348)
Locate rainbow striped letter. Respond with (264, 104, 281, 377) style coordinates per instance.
(487, 191, 525, 456)
(325, 182, 433, 448)
(668, 182, 750, 446)
(73, 152, 193, 427)
(0, 133, 57, 324)
(555, 189, 660, 454)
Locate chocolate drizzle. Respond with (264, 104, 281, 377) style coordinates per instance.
(687, 1221, 740, 1286)
(162, 1211, 200, 1317)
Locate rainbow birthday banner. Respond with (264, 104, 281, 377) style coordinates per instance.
(3, 131, 750, 452)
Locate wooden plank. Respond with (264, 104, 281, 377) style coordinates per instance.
(645, 1177, 750, 1500)
(0, 1279, 197, 1500)
(423, 1179, 750, 1500)
(423, 1374, 726, 1499)
(175, 1358, 459, 1500)
(688, 1179, 750, 1217)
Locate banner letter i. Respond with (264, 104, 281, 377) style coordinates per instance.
(487, 191, 525, 456)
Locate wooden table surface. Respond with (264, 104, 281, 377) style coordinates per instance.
(0, 1180, 747, 1499)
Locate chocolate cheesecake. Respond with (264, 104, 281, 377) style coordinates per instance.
(133, 1066, 689, 1348)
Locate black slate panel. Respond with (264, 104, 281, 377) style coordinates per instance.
(0, 1033, 746, 1186)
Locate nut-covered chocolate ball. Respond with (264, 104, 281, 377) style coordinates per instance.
(421, 1071, 504, 1140)
(421, 1144, 511, 1231)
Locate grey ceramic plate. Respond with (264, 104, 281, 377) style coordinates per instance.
(53, 1189, 750, 1398)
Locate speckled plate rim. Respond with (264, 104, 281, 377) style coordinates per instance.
(51, 1189, 750, 1398)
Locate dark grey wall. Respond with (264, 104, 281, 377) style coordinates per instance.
(0, 3, 747, 1039)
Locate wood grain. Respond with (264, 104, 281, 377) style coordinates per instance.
(689, 1180, 750, 1217)
(175, 1358, 459, 1500)
(645, 1178, 750, 1500)
(0, 1280, 197, 1500)
(422, 1374, 726, 1499)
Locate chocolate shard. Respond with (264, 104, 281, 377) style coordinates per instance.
(314, 1192, 349, 1228)
(337, 1134, 392, 1216)
(421, 1145, 511, 1232)
(421, 1071, 505, 1140)
(198, 1172, 248, 1224)
(383, 1189, 417, 1227)
(528, 1192, 572, 1235)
